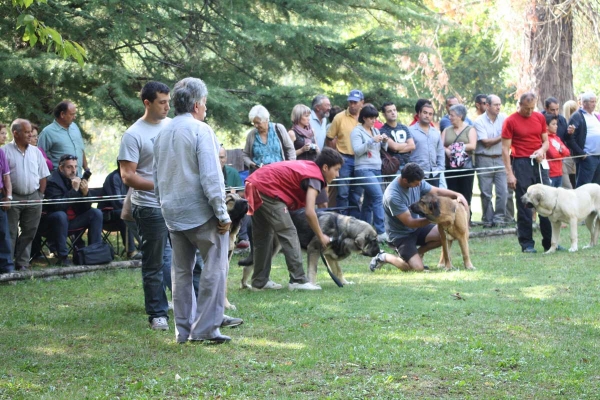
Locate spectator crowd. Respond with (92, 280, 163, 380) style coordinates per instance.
(1, 82, 598, 343)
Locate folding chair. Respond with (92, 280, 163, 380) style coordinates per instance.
(34, 212, 87, 265)
(100, 207, 125, 256)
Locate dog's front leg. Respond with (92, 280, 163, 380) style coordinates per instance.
(240, 265, 253, 289)
(306, 241, 321, 285)
(438, 228, 453, 270)
(457, 237, 475, 270)
(545, 220, 562, 253)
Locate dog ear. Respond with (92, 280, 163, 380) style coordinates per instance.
(354, 236, 366, 249)
(430, 200, 441, 217)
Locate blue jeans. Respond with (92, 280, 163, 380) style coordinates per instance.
(354, 168, 385, 234)
(133, 205, 170, 322)
(576, 155, 600, 187)
(550, 176, 562, 188)
(0, 209, 15, 273)
(46, 208, 103, 257)
(336, 154, 362, 218)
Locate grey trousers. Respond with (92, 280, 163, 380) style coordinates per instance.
(476, 156, 507, 225)
(251, 195, 308, 289)
(170, 217, 229, 343)
(8, 191, 43, 267)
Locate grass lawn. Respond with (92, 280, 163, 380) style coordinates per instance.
(1, 226, 599, 399)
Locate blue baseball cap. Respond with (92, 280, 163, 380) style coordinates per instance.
(347, 89, 364, 102)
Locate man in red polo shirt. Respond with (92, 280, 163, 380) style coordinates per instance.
(502, 92, 552, 253)
(245, 148, 343, 291)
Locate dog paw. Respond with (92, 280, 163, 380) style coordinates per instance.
(343, 280, 355, 285)
(225, 302, 237, 311)
(437, 263, 446, 269)
(544, 249, 556, 254)
(465, 265, 476, 270)
(583, 245, 592, 250)
(569, 247, 578, 252)
(240, 282, 252, 290)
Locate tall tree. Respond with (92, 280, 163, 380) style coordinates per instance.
(0, 0, 435, 142)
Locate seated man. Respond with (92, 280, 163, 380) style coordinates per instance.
(43, 154, 103, 265)
(97, 164, 138, 258)
(370, 163, 468, 271)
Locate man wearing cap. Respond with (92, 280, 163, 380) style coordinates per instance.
(325, 89, 363, 216)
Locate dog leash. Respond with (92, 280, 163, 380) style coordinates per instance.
(319, 248, 344, 288)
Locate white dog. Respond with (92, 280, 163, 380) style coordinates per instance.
(521, 183, 600, 253)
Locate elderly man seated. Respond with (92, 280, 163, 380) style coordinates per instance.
(43, 154, 103, 265)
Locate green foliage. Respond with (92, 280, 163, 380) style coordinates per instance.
(1, 0, 434, 142)
(12, 0, 87, 65)
(437, 13, 513, 105)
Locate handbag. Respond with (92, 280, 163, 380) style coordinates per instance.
(73, 242, 115, 265)
(448, 127, 472, 169)
(380, 148, 401, 175)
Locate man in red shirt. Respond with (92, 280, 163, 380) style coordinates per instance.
(245, 148, 343, 291)
(502, 92, 552, 253)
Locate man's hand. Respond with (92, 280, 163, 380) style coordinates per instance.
(217, 220, 231, 235)
(80, 179, 89, 196)
(319, 234, 331, 249)
(567, 124, 575, 135)
(532, 149, 544, 163)
(507, 173, 517, 190)
(71, 177, 81, 191)
(456, 194, 469, 210)
(1, 197, 10, 211)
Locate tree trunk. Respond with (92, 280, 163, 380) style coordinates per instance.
(524, 0, 575, 107)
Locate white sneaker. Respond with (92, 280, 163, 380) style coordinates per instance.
(288, 282, 322, 291)
(149, 317, 169, 330)
(377, 232, 389, 243)
(251, 280, 283, 291)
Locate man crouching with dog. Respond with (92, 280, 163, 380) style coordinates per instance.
(244, 148, 343, 291)
(370, 163, 468, 272)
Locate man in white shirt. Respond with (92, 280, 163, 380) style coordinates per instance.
(309, 95, 331, 150)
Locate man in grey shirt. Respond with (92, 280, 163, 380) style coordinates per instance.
(473, 94, 508, 227)
(408, 103, 444, 187)
(5, 119, 50, 270)
(118, 81, 173, 331)
(153, 77, 239, 344)
(370, 163, 467, 272)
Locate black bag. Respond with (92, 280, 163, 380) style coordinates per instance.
(380, 149, 401, 176)
(73, 242, 115, 265)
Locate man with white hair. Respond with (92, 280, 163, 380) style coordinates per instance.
(118, 81, 173, 331)
(566, 92, 600, 186)
(473, 94, 508, 228)
(154, 77, 240, 344)
(310, 95, 331, 150)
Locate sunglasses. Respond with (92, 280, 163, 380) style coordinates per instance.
(59, 154, 78, 163)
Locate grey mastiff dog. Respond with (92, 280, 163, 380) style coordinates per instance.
(241, 209, 381, 287)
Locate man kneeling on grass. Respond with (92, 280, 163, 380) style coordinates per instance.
(244, 148, 343, 291)
(370, 163, 468, 272)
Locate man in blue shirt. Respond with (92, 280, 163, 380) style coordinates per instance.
(370, 163, 467, 272)
(38, 101, 88, 176)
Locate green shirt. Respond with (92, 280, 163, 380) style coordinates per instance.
(223, 165, 242, 190)
(38, 120, 86, 175)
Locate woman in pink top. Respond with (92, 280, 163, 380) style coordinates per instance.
(31, 124, 54, 171)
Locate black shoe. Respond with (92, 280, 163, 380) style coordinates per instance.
(522, 247, 537, 254)
(0, 266, 15, 274)
(238, 254, 253, 266)
(191, 335, 231, 344)
(220, 315, 243, 328)
(556, 245, 567, 251)
(56, 257, 73, 266)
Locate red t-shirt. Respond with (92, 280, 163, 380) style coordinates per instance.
(501, 112, 546, 158)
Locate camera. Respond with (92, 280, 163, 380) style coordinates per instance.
(82, 169, 92, 181)
(309, 143, 317, 151)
